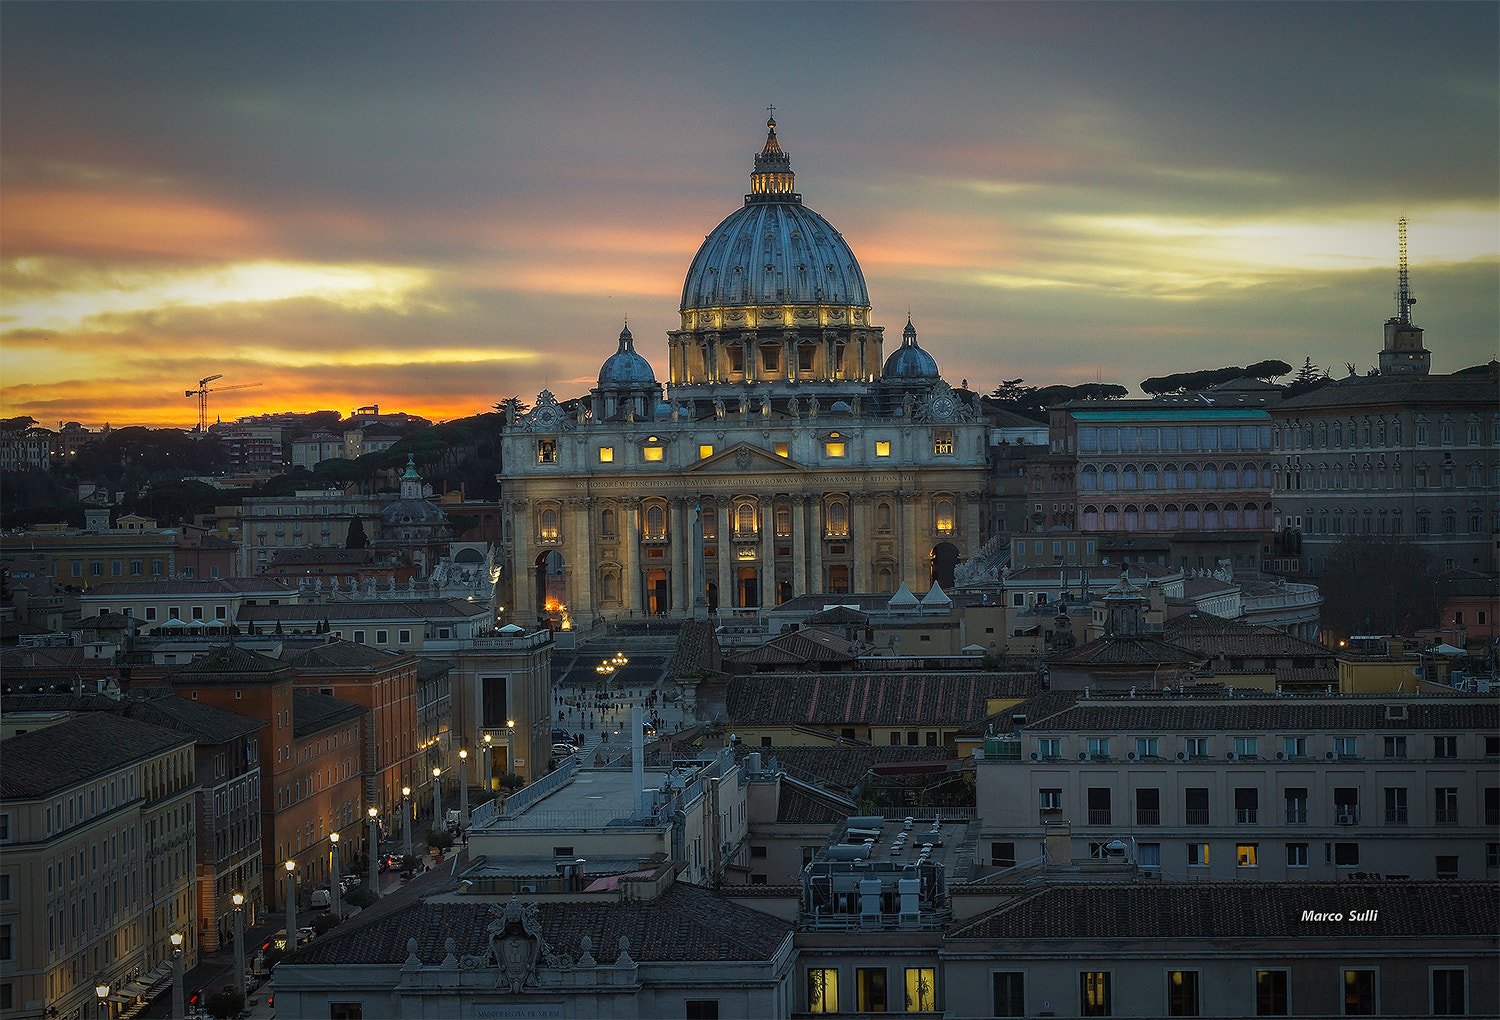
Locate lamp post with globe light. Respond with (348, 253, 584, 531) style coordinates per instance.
(284, 860, 296, 944)
(95, 980, 110, 1020)
(367, 806, 380, 898)
(232, 892, 247, 999)
(328, 831, 342, 919)
(169, 931, 185, 1020)
(432, 767, 443, 830)
(482, 734, 493, 793)
(402, 786, 413, 861)
(459, 749, 469, 828)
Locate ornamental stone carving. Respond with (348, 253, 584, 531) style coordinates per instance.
(517, 390, 576, 433)
(458, 897, 573, 992)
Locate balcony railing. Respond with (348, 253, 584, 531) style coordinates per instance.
(1236, 809, 1258, 824)
(1136, 809, 1160, 825)
(1285, 807, 1307, 824)
(1385, 809, 1407, 825)
(1184, 809, 1210, 825)
(1087, 810, 1111, 825)
(1434, 809, 1459, 825)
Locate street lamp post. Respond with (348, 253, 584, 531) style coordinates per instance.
(482, 733, 493, 793)
(284, 860, 297, 944)
(232, 892, 247, 999)
(328, 831, 342, 920)
(169, 931, 185, 1020)
(432, 766, 443, 831)
(367, 806, 380, 898)
(95, 981, 110, 1020)
(459, 748, 469, 829)
(402, 786, 413, 861)
(506, 718, 516, 785)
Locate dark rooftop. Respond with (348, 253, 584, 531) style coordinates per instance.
(726, 672, 1042, 727)
(1, 713, 193, 799)
(292, 690, 365, 738)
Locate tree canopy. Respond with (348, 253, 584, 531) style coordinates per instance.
(1318, 535, 1439, 638)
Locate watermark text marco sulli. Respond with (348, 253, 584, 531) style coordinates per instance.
(1300, 908, 1379, 922)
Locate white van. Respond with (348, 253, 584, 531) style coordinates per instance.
(310, 888, 331, 910)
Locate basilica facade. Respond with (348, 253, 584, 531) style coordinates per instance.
(498, 119, 989, 627)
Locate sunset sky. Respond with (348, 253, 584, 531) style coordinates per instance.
(2, 2, 1496, 429)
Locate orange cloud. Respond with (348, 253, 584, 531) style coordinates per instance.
(0, 189, 263, 258)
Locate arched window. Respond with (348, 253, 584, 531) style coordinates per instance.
(1163, 503, 1180, 530)
(539, 507, 559, 540)
(1203, 503, 1219, 529)
(776, 505, 792, 537)
(1142, 463, 1158, 488)
(1331, 422, 1342, 446)
(1183, 503, 1200, 529)
(1222, 503, 1239, 528)
(826, 501, 849, 537)
(600, 570, 619, 602)
(1317, 423, 1328, 446)
(1122, 504, 1139, 530)
(1122, 465, 1138, 490)
(1182, 464, 1198, 488)
(1082, 504, 1099, 530)
(933, 498, 955, 534)
(701, 505, 717, 539)
(600, 508, 616, 537)
(875, 565, 895, 593)
(1163, 464, 1179, 489)
(1080, 465, 1099, 490)
(1101, 465, 1118, 490)
(1103, 504, 1120, 530)
(736, 502, 758, 537)
(1222, 463, 1238, 488)
(877, 502, 893, 532)
(1143, 504, 1160, 530)
(1201, 463, 1218, 488)
(645, 504, 666, 540)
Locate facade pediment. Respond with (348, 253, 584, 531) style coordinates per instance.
(686, 442, 805, 473)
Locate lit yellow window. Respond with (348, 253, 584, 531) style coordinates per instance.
(824, 442, 846, 458)
(642, 446, 664, 462)
(1237, 844, 1258, 867)
(934, 499, 955, 534)
(774, 442, 789, 458)
(808, 968, 839, 1013)
(875, 440, 891, 457)
(699, 445, 714, 460)
(933, 430, 954, 455)
(598, 446, 614, 463)
(904, 968, 936, 1012)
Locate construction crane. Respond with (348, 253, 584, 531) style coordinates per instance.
(186, 375, 263, 431)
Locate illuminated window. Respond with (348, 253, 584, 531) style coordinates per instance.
(904, 968, 936, 1012)
(1344, 969, 1376, 1016)
(875, 440, 891, 457)
(774, 442, 789, 458)
(824, 440, 846, 458)
(699, 445, 714, 460)
(808, 969, 839, 1013)
(701, 507, 717, 539)
(775, 506, 791, 537)
(934, 499, 955, 534)
(736, 503, 758, 537)
(539, 508, 559, 541)
(645, 505, 666, 540)
(826, 501, 848, 537)
(642, 445, 664, 462)
(597, 446, 614, 463)
(1187, 842, 1209, 866)
(537, 439, 557, 464)
(933, 430, 953, 455)
(1080, 972, 1111, 1017)
(1237, 844, 1259, 867)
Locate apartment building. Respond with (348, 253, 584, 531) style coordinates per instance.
(0, 714, 198, 1020)
(79, 577, 301, 630)
(974, 691, 1500, 883)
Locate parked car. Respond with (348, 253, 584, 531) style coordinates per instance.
(340, 873, 361, 894)
(551, 742, 579, 757)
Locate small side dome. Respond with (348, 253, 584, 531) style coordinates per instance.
(598, 324, 658, 389)
(882, 316, 939, 379)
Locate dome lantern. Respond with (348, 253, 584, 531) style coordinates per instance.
(750, 116, 797, 202)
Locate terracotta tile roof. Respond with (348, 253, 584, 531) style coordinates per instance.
(1, 713, 193, 799)
(82, 578, 298, 597)
(725, 672, 1043, 727)
(283, 884, 792, 966)
(1273, 369, 1497, 410)
(238, 599, 490, 623)
(124, 693, 266, 745)
(751, 745, 959, 790)
(805, 606, 870, 625)
(0, 692, 123, 712)
(665, 619, 722, 679)
(1047, 634, 1205, 666)
(775, 783, 854, 824)
(281, 642, 411, 669)
(949, 881, 1499, 940)
(168, 644, 298, 685)
(727, 628, 862, 666)
(292, 690, 365, 738)
(957, 690, 1082, 737)
(1164, 612, 1333, 659)
(1024, 695, 1498, 733)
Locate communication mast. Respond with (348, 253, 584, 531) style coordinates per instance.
(1394, 216, 1417, 325)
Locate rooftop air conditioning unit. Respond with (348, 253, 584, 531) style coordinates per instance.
(1325, 751, 1337, 760)
(1336, 812, 1356, 826)
(1030, 752, 1039, 761)
(1225, 751, 1236, 760)
(1127, 751, 1138, 761)
(1176, 751, 1188, 761)
(1079, 752, 1089, 760)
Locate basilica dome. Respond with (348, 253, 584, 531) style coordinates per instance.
(597, 324, 657, 389)
(679, 118, 869, 314)
(882, 316, 939, 379)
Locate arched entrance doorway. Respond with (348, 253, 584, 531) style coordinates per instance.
(706, 582, 719, 614)
(646, 568, 669, 615)
(930, 542, 960, 590)
(535, 550, 567, 626)
(737, 566, 759, 608)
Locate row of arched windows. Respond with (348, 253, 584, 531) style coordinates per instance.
(1080, 502, 1264, 532)
(1079, 462, 1271, 491)
(539, 495, 961, 542)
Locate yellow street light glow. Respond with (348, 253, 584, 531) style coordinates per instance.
(402, 786, 411, 797)
(368, 806, 378, 818)
(329, 831, 338, 843)
(285, 860, 295, 872)
(232, 892, 244, 907)
(459, 748, 468, 759)
(170, 931, 184, 948)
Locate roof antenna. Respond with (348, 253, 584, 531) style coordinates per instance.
(1394, 217, 1417, 325)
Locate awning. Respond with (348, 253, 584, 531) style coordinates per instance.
(108, 992, 133, 1004)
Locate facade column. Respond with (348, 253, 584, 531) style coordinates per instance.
(901, 491, 923, 591)
(743, 335, 757, 382)
(963, 490, 984, 554)
(670, 498, 689, 615)
(570, 497, 593, 620)
(622, 498, 640, 616)
(758, 494, 775, 607)
(807, 495, 824, 595)
(784, 333, 796, 382)
(852, 493, 872, 593)
(510, 500, 532, 624)
(717, 503, 734, 611)
(791, 493, 808, 598)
